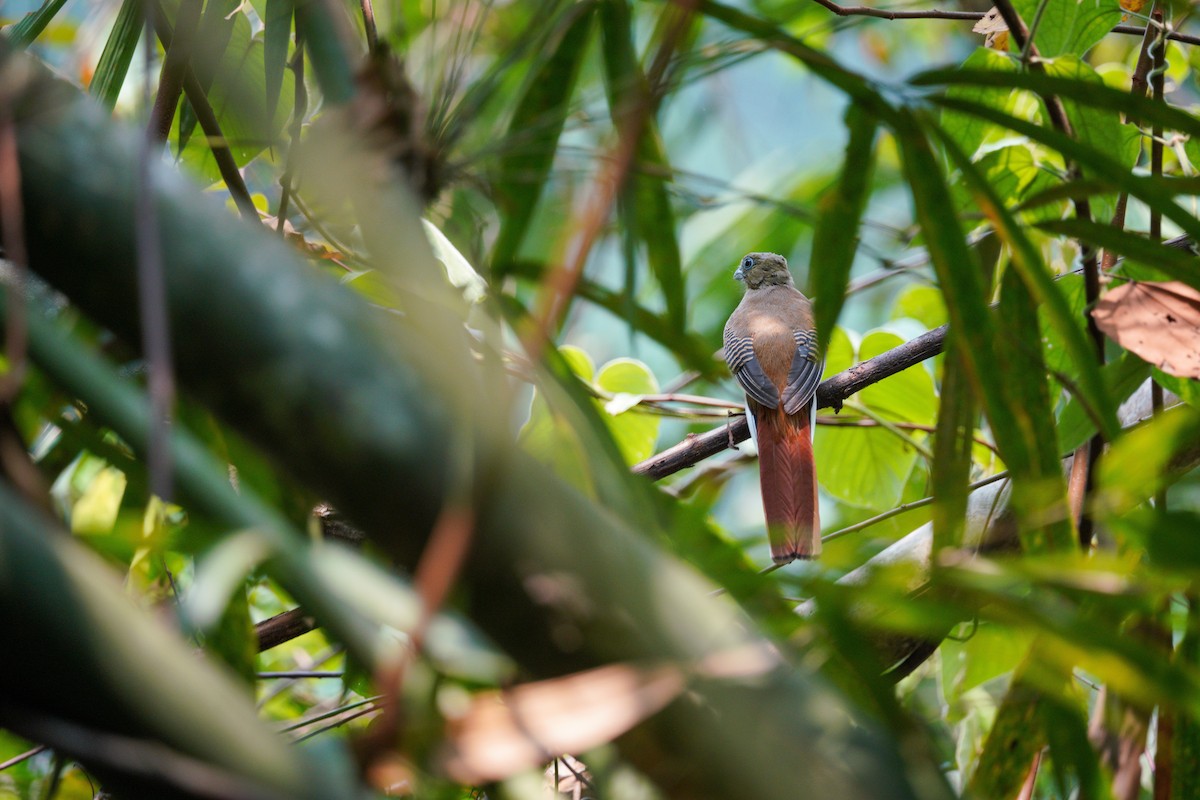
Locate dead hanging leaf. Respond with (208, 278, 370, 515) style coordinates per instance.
(1092, 281, 1200, 379)
(437, 643, 780, 784)
(973, 8, 1010, 51)
(437, 662, 686, 784)
(1119, 0, 1148, 16)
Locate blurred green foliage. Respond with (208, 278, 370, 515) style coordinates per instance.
(3, 0, 1200, 796)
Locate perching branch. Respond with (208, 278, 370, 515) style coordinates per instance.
(634, 323, 948, 480)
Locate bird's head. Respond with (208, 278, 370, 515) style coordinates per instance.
(733, 252, 794, 290)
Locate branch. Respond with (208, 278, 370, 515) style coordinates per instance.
(633, 323, 947, 480)
(803, 0, 1200, 47)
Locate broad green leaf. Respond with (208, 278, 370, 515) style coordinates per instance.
(940, 622, 1034, 701)
(1012, 0, 1121, 58)
(1153, 368, 1200, 408)
(5, 0, 68, 47)
(88, 0, 141, 112)
(596, 358, 660, 464)
(817, 330, 932, 511)
(951, 144, 1041, 216)
(491, 3, 594, 273)
(1046, 58, 1141, 187)
(890, 285, 947, 331)
(71, 464, 128, 535)
(519, 346, 597, 492)
(938, 47, 1017, 160)
(859, 330, 936, 426)
(172, 9, 296, 186)
(812, 105, 878, 350)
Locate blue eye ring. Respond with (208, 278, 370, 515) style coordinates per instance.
(741, 256, 754, 269)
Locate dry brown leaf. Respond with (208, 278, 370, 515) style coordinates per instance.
(437, 643, 780, 784)
(1092, 280, 1200, 379)
(973, 8, 1010, 50)
(438, 662, 686, 784)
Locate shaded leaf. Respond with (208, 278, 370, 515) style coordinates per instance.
(5, 0, 68, 48)
(88, 0, 141, 112)
(812, 105, 878, 350)
(264, 0, 293, 138)
(491, 3, 595, 273)
(599, 0, 687, 332)
(1092, 281, 1200, 379)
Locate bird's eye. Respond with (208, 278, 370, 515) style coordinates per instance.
(742, 257, 753, 268)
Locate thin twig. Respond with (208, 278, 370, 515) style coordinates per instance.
(360, 0, 378, 54)
(0, 745, 46, 772)
(821, 471, 1010, 544)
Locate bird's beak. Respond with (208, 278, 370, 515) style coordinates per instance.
(733, 265, 745, 281)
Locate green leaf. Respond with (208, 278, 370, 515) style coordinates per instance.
(859, 331, 936, 426)
(931, 337, 977, 552)
(1057, 350, 1150, 452)
(491, 3, 595, 274)
(812, 105, 878, 350)
(1037, 218, 1200, 292)
(940, 622, 1033, 701)
(1046, 57, 1141, 188)
(5, 0, 69, 48)
(178, 0, 240, 153)
(1153, 368, 1200, 408)
(930, 116, 1118, 443)
(1096, 403, 1200, 518)
(172, 9, 296, 186)
(1012, 0, 1121, 58)
(995, 263, 1075, 552)
(596, 358, 660, 464)
(929, 96, 1200, 244)
(915, 65, 1200, 145)
(264, 0, 293, 137)
(890, 285, 948, 331)
(88, 0, 142, 112)
(937, 47, 1017, 160)
(70, 463, 128, 535)
(966, 647, 1066, 800)
(599, 0, 687, 332)
(817, 330, 932, 511)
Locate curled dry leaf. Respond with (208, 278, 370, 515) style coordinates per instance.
(1092, 281, 1200, 379)
(438, 662, 686, 784)
(437, 643, 780, 784)
(973, 8, 1010, 51)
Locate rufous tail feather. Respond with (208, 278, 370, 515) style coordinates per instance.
(753, 401, 819, 562)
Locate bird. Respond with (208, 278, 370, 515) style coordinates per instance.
(723, 252, 824, 562)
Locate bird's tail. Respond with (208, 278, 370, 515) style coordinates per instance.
(754, 402, 819, 562)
